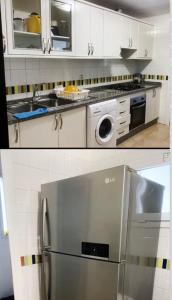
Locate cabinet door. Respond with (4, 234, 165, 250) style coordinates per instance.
(120, 16, 130, 49)
(8, 124, 20, 148)
(59, 107, 86, 148)
(152, 88, 160, 120)
(90, 6, 103, 57)
(19, 114, 59, 148)
(75, 1, 90, 57)
(145, 89, 160, 124)
(1, 0, 8, 54)
(5, 0, 47, 55)
(130, 19, 139, 50)
(103, 10, 121, 58)
(137, 23, 154, 58)
(46, 0, 74, 56)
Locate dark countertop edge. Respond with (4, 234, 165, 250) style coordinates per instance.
(8, 82, 162, 125)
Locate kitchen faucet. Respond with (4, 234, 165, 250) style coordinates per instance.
(32, 84, 41, 103)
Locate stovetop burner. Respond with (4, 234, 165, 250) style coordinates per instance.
(114, 83, 143, 91)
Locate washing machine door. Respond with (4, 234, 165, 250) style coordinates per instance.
(96, 114, 115, 145)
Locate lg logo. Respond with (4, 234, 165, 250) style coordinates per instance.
(105, 177, 116, 184)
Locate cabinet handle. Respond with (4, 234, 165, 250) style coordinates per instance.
(128, 38, 130, 48)
(131, 38, 133, 48)
(91, 44, 94, 55)
(14, 124, 19, 144)
(59, 114, 63, 130)
(54, 114, 58, 131)
(47, 39, 52, 54)
(120, 121, 127, 125)
(145, 49, 148, 57)
(153, 89, 156, 97)
(119, 100, 126, 104)
(3, 35, 6, 53)
(119, 130, 125, 135)
(42, 38, 46, 54)
(88, 43, 91, 56)
(120, 111, 126, 115)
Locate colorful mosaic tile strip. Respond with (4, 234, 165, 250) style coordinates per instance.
(20, 255, 42, 267)
(6, 74, 134, 96)
(20, 254, 170, 270)
(6, 74, 168, 96)
(128, 255, 170, 270)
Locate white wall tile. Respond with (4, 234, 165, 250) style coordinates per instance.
(11, 70, 26, 86)
(10, 58, 26, 70)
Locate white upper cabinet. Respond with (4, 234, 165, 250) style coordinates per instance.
(90, 5, 103, 57)
(75, 1, 103, 57)
(137, 22, 154, 59)
(5, 0, 47, 55)
(103, 10, 121, 58)
(120, 16, 139, 50)
(46, 0, 74, 56)
(3, 0, 154, 59)
(1, 0, 8, 54)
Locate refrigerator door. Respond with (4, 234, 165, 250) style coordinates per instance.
(42, 252, 125, 300)
(41, 166, 131, 262)
(124, 222, 161, 300)
(129, 172, 164, 221)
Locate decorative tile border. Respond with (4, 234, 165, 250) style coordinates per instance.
(20, 254, 170, 270)
(142, 74, 168, 81)
(6, 74, 168, 96)
(20, 255, 42, 267)
(6, 75, 134, 96)
(128, 255, 170, 270)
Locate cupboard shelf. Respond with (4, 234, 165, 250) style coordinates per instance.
(51, 35, 70, 40)
(14, 30, 41, 37)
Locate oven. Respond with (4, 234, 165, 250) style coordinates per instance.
(129, 94, 146, 130)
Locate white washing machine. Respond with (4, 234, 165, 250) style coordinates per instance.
(87, 99, 117, 148)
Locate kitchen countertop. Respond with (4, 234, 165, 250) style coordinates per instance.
(7, 81, 162, 125)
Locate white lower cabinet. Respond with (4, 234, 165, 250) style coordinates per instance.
(8, 107, 86, 148)
(58, 107, 86, 148)
(116, 97, 130, 140)
(19, 114, 59, 148)
(145, 88, 160, 124)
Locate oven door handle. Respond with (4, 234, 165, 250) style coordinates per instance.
(131, 103, 146, 110)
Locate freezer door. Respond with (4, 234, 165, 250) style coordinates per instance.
(41, 166, 130, 262)
(129, 172, 164, 221)
(42, 252, 124, 300)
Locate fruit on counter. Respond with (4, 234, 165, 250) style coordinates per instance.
(64, 85, 79, 93)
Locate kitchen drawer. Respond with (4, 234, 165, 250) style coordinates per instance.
(117, 97, 130, 117)
(117, 126, 129, 139)
(116, 114, 131, 130)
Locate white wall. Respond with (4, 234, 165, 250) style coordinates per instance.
(138, 13, 170, 125)
(0, 202, 13, 299)
(5, 58, 137, 88)
(1, 149, 170, 300)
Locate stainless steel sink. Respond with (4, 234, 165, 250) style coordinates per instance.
(36, 98, 73, 107)
(8, 102, 46, 114)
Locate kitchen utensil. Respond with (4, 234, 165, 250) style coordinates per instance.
(26, 13, 41, 33)
(13, 18, 24, 31)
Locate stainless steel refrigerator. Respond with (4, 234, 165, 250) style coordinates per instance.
(40, 165, 164, 300)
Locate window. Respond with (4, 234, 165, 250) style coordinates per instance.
(0, 178, 8, 235)
(138, 164, 170, 219)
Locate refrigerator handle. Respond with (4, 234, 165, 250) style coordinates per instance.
(41, 252, 51, 300)
(41, 198, 51, 251)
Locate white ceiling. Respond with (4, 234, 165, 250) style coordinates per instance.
(88, 0, 170, 17)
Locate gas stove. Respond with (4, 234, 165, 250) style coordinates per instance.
(112, 82, 144, 91)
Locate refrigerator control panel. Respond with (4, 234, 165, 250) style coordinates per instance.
(82, 242, 109, 260)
